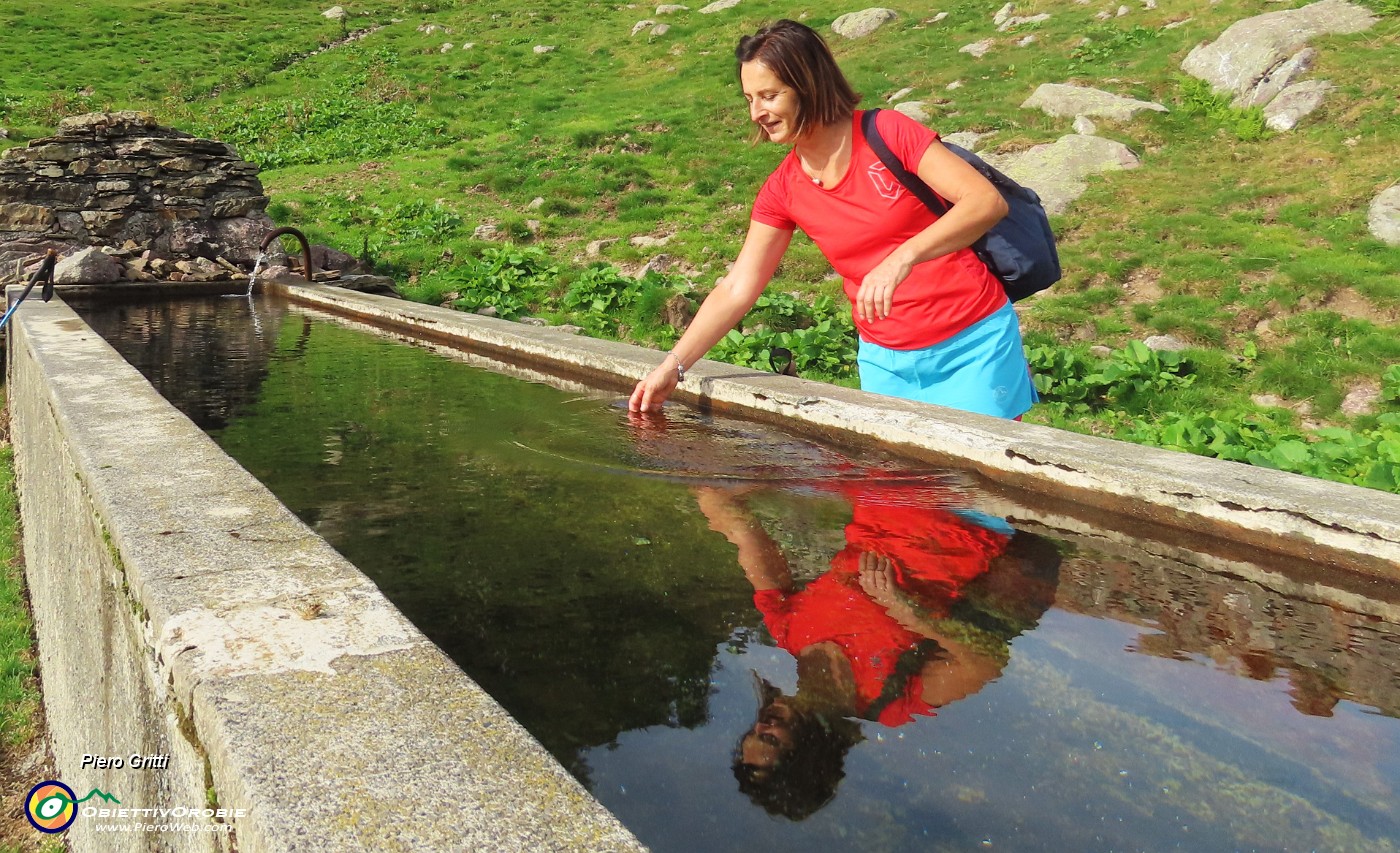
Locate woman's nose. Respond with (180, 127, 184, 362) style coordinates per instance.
(749, 101, 763, 122)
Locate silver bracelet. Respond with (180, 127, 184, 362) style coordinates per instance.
(666, 352, 686, 383)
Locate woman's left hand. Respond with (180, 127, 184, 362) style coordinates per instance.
(855, 251, 913, 322)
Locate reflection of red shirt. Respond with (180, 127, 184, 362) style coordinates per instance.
(753, 505, 1010, 726)
(750, 109, 1006, 350)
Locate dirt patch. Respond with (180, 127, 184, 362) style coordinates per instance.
(1230, 307, 1265, 333)
(1323, 288, 1400, 326)
(1122, 267, 1163, 303)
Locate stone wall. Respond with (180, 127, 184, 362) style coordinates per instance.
(0, 111, 274, 279)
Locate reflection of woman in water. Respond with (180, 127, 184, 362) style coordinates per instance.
(696, 485, 1060, 820)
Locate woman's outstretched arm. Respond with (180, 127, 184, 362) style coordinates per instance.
(629, 220, 793, 412)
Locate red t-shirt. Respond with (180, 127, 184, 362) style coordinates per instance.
(752, 504, 1011, 726)
(750, 109, 1007, 350)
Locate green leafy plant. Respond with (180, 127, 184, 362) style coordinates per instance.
(1029, 341, 1196, 414)
(1123, 411, 1400, 492)
(1382, 364, 1400, 404)
(1177, 76, 1269, 142)
(375, 200, 463, 242)
(711, 297, 857, 379)
(433, 245, 559, 320)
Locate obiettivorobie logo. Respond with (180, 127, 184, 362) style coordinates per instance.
(24, 781, 120, 833)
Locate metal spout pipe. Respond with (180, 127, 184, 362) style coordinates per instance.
(260, 227, 315, 282)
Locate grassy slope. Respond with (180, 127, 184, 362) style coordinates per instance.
(0, 446, 33, 748)
(0, 441, 58, 853)
(1, 0, 1397, 432)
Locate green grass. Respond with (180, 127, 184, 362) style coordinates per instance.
(1, 0, 1398, 484)
(0, 445, 37, 749)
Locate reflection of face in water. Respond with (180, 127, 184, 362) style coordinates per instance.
(733, 679, 866, 822)
(740, 697, 798, 767)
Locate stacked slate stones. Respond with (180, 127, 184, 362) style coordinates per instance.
(0, 111, 276, 283)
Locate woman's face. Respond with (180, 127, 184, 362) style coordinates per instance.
(741, 61, 801, 144)
(739, 700, 797, 768)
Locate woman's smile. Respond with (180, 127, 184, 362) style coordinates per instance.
(741, 61, 799, 144)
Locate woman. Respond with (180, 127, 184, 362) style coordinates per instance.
(628, 19, 1037, 419)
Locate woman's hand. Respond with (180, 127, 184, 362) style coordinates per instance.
(857, 551, 903, 608)
(628, 357, 680, 413)
(855, 250, 913, 323)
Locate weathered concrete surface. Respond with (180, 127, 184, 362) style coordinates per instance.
(7, 291, 644, 852)
(271, 281, 1400, 577)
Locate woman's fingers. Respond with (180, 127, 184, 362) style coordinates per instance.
(628, 365, 678, 412)
(627, 381, 648, 412)
(856, 278, 895, 322)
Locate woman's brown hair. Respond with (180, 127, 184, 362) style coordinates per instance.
(736, 20, 861, 143)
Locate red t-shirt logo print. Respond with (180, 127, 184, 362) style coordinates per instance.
(867, 163, 903, 200)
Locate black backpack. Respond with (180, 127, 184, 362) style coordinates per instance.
(861, 109, 1060, 302)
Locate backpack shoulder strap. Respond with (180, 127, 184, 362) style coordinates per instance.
(860, 108, 951, 216)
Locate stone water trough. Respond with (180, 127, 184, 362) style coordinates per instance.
(5, 107, 1400, 850)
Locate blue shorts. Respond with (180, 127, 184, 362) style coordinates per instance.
(857, 302, 1038, 419)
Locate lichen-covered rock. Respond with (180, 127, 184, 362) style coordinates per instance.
(942, 130, 991, 151)
(1236, 47, 1316, 109)
(1263, 80, 1334, 131)
(1340, 383, 1379, 416)
(893, 101, 931, 124)
(998, 12, 1050, 31)
(831, 8, 897, 38)
(1143, 334, 1190, 352)
(1367, 185, 1400, 246)
(699, 0, 741, 12)
(980, 135, 1140, 215)
(1022, 83, 1168, 121)
(1181, 0, 1376, 102)
(0, 202, 56, 232)
(959, 39, 995, 58)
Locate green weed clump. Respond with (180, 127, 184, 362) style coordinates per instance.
(421, 246, 560, 320)
(1029, 342, 1400, 491)
(1067, 25, 1162, 76)
(1029, 340, 1198, 414)
(1176, 76, 1269, 142)
(711, 293, 858, 382)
